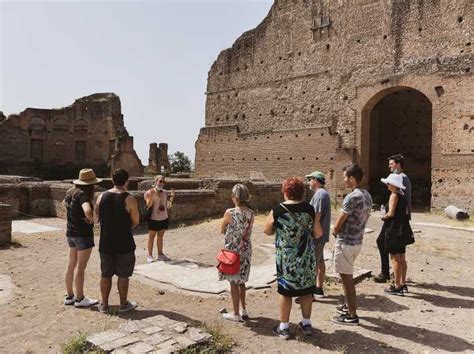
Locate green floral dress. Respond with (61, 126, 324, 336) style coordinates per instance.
(273, 202, 316, 297)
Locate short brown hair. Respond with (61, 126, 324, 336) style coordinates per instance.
(281, 177, 305, 200)
(343, 164, 364, 183)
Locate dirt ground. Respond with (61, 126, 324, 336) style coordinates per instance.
(0, 211, 473, 353)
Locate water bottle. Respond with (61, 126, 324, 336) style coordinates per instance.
(380, 204, 386, 216)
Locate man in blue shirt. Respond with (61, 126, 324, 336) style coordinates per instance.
(306, 171, 331, 298)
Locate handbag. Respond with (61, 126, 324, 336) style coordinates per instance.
(217, 213, 254, 275)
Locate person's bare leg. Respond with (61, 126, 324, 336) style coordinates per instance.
(229, 282, 240, 315)
(340, 274, 357, 317)
(299, 294, 313, 319)
(147, 231, 157, 257)
(391, 254, 401, 287)
(239, 284, 246, 310)
(157, 230, 165, 255)
(400, 254, 407, 285)
(117, 277, 129, 306)
(75, 247, 93, 299)
(317, 261, 326, 289)
(279, 295, 292, 323)
(100, 277, 112, 307)
(65, 247, 78, 297)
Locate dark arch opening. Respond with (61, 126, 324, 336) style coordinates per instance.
(368, 88, 432, 210)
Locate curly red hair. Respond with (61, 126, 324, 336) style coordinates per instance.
(281, 177, 305, 201)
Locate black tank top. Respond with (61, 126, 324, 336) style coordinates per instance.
(99, 191, 136, 254)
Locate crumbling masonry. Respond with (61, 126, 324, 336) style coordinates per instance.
(195, 0, 473, 212)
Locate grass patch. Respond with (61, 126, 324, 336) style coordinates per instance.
(180, 322, 234, 353)
(61, 332, 89, 354)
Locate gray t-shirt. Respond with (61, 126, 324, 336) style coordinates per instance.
(310, 188, 331, 243)
(399, 172, 412, 220)
(337, 188, 372, 246)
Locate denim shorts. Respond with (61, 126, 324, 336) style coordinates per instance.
(67, 237, 95, 251)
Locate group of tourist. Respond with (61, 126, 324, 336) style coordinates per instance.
(63, 153, 414, 339)
(217, 155, 414, 339)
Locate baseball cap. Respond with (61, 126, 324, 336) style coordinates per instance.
(305, 171, 326, 184)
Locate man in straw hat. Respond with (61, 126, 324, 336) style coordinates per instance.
(95, 168, 140, 313)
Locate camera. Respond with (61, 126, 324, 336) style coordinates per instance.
(159, 205, 165, 211)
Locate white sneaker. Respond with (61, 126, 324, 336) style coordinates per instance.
(222, 313, 242, 322)
(146, 256, 154, 263)
(64, 295, 75, 305)
(157, 254, 171, 261)
(74, 296, 99, 308)
(240, 309, 250, 321)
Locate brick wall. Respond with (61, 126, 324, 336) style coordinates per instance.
(197, 0, 473, 212)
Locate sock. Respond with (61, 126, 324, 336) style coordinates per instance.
(279, 322, 289, 331)
(301, 318, 312, 326)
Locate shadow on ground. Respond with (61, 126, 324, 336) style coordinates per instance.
(361, 317, 474, 352)
(244, 316, 407, 353)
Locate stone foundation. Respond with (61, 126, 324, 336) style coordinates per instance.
(0, 203, 12, 246)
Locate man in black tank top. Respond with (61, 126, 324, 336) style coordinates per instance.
(95, 169, 140, 313)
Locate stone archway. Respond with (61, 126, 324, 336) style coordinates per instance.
(361, 87, 433, 209)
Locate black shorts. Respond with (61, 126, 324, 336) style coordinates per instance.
(389, 246, 406, 255)
(148, 219, 169, 231)
(100, 252, 136, 278)
(67, 237, 94, 251)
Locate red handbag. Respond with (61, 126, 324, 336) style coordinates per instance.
(217, 213, 254, 275)
(217, 249, 240, 275)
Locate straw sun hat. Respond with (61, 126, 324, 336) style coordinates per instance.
(73, 168, 102, 185)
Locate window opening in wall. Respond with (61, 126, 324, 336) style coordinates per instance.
(31, 139, 44, 160)
(75, 140, 86, 162)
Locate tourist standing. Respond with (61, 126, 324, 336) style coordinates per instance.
(331, 164, 372, 325)
(63, 168, 101, 308)
(95, 169, 139, 313)
(374, 154, 412, 283)
(218, 184, 254, 322)
(379, 173, 413, 295)
(144, 175, 175, 262)
(306, 171, 331, 298)
(263, 177, 322, 339)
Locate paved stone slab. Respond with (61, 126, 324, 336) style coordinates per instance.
(135, 257, 276, 294)
(0, 274, 15, 306)
(412, 222, 474, 233)
(87, 315, 211, 353)
(12, 220, 61, 234)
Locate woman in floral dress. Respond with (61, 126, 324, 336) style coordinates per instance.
(264, 177, 322, 339)
(219, 184, 254, 322)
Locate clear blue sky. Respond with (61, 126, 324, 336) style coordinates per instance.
(0, 0, 273, 165)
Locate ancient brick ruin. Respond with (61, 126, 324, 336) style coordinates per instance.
(195, 0, 473, 212)
(145, 143, 172, 176)
(0, 93, 144, 179)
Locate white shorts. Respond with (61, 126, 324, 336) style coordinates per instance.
(334, 242, 362, 275)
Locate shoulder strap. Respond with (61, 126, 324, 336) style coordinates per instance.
(237, 211, 254, 252)
(280, 203, 311, 234)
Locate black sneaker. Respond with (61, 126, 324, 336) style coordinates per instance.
(273, 325, 291, 340)
(373, 273, 390, 283)
(401, 284, 408, 293)
(314, 287, 325, 298)
(336, 304, 349, 315)
(384, 285, 404, 296)
(332, 313, 359, 326)
(298, 322, 313, 336)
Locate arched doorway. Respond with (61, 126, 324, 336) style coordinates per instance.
(363, 87, 432, 209)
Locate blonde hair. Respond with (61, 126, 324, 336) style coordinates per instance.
(154, 175, 164, 182)
(232, 184, 251, 205)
